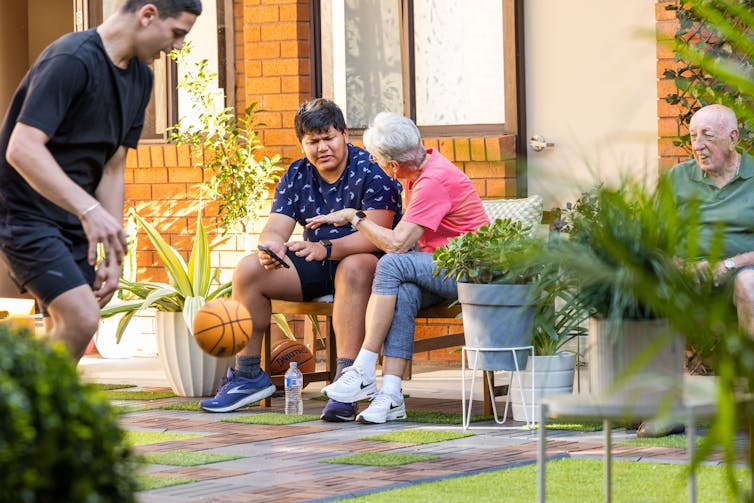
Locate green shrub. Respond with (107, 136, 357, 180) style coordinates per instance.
(0, 324, 137, 502)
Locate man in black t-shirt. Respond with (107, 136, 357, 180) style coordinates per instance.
(0, 0, 201, 360)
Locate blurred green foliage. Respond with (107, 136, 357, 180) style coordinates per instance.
(0, 324, 137, 502)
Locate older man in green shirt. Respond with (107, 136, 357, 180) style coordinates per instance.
(667, 104, 754, 336)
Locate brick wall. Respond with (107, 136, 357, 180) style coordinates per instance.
(129, 0, 690, 368)
(656, 0, 690, 173)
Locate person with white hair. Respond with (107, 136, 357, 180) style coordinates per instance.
(306, 112, 489, 423)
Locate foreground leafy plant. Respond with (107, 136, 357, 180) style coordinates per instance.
(0, 324, 138, 501)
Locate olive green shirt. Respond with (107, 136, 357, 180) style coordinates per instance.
(668, 151, 754, 259)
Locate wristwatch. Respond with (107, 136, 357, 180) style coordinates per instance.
(724, 258, 736, 271)
(319, 239, 332, 260)
(351, 210, 367, 228)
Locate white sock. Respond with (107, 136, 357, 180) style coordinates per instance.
(353, 348, 378, 380)
(380, 374, 402, 400)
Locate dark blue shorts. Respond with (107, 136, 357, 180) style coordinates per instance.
(285, 250, 339, 301)
(0, 224, 94, 311)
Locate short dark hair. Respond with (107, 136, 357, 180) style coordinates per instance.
(294, 98, 347, 141)
(121, 0, 202, 18)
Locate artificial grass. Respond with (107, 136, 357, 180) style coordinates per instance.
(345, 457, 750, 502)
(221, 412, 320, 425)
(361, 430, 473, 444)
(126, 431, 204, 446)
(541, 421, 603, 432)
(321, 452, 439, 467)
(104, 389, 177, 401)
(115, 404, 154, 414)
(620, 434, 704, 449)
(137, 473, 195, 491)
(405, 410, 492, 424)
(140, 450, 244, 466)
(93, 383, 137, 391)
(157, 401, 202, 411)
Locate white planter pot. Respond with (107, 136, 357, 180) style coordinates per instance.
(510, 352, 576, 422)
(155, 311, 233, 397)
(94, 314, 140, 359)
(587, 318, 684, 397)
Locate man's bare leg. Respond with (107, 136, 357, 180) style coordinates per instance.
(46, 285, 101, 361)
(332, 254, 379, 361)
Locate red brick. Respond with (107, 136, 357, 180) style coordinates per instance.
(136, 145, 151, 167)
(655, 2, 679, 21)
(658, 117, 680, 137)
(262, 58, 307, 76)
(246, 5, 279, 23)
(244, 76, 281, 94)
(279, 4, 308, 22)
(453, 138, 470, 161)
(464, 161, 499, 179)
(281, 76, 310, 94)
(125, 184, 151, 200)
(260, 22, 305, 42)
(486, 178, 516, 198)
(126, 149, 138, 168)
(438, 139, 454, 160)
(169, 167, 203, 183)
(280, 40, 307, 58)
(177, 145, 192, 166)
(470, 179, 486, 197)
(134, 167, 168, 184)
(149, 146, 165, 166)
(263, 93, 305, 111)
(247, 41, 281, 59)
(264, 128, 298, 147)
(163, 145, 178, 167)
(470, 137, 486, 161)
(656, 19, 679, 41)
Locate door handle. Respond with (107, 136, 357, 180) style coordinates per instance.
(529, 134, 555, 152)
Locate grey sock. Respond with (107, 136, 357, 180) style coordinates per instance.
(335, 358, 354, 380)
(236, 355, 261, 378)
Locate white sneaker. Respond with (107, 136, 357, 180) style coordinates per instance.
(321, 366, 377, 403)
(356, 392, 406, 424)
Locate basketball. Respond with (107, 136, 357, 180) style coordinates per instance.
(269, 339, 315, 375)
(192, 299, 252, 357)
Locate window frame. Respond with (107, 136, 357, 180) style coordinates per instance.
(312, 0, 521, 137)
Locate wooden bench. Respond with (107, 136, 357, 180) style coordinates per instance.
(260, 197, 549, 412)
(261, 297, 466, 408)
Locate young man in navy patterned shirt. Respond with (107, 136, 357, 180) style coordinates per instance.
(201, 99, 402, 421)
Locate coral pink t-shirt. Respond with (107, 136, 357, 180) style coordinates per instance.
(403, 148, 489, 252)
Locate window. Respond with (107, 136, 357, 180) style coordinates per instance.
(74, 0, 233, 142)
(318, 0, 518, 134)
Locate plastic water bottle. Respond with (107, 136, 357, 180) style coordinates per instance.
(284, 361, 304, 415)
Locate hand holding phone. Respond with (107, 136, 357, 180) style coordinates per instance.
(257, 245, 290, 268)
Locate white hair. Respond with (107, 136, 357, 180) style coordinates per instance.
(363, 112, 426, 167)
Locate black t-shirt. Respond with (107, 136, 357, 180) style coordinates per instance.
(0, 29, 152, 227)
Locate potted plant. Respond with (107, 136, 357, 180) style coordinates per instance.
(530, 181, 702, 397)
(509, 275, 588, 421)
(432, 218, 543, 371)
(101, 208, 233, 397)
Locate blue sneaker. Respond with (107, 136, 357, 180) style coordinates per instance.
(200, 368, 276, 413)
(320, 399, 359, 422)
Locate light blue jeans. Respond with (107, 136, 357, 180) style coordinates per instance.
(372, 252, 458, 360)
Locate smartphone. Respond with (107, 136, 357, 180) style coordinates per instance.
(257, 245, 290, 268)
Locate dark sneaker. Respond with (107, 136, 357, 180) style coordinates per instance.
(356, 392, 406, 424)
(200, 368, 276, 413)
(320, 399, 359, 422)
(636, 420, 686, 438)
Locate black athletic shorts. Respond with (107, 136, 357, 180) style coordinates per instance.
(285, 250, 339, 300)
(0, 223, 94, 311)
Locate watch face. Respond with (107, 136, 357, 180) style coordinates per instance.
(320, 239, 332, 247)
(355, 210, 367, 219)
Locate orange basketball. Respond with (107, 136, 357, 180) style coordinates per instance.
(192, 299, 252, 357)
(269, 339, 315, 375)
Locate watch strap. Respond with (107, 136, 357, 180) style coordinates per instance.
(319, 239, 332, 260)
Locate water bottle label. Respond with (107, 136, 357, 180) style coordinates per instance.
(285, 376, 302, 388)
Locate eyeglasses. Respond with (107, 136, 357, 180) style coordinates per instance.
(369, 154, 380, 164)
